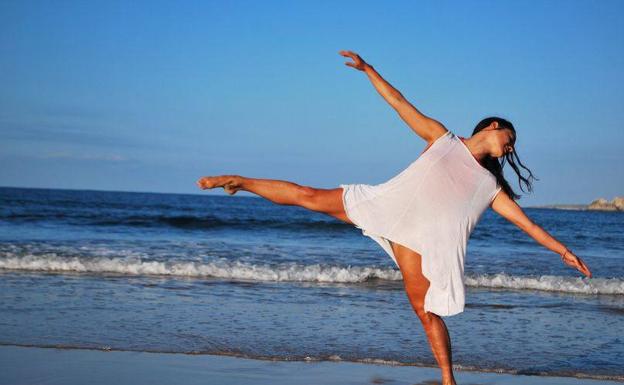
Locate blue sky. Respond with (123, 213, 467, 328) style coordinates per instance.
(1, 0, 622, 206)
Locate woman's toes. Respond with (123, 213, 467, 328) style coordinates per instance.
(197, 176, 220, 190)
(197, 175, 243, 193)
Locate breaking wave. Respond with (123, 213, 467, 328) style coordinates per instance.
(0, 254, 621, 295)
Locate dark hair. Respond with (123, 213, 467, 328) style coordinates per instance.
(471, 116, 538, 200)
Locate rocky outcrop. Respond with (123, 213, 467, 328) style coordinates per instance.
(588, 197, 624, 211)
(529, 196, 623, 211)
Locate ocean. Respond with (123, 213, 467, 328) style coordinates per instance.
(0, 186, 622, 381)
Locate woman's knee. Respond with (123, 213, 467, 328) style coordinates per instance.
(295, 187, 353, 224)
(408, 300, 437, 326)
(404, 290, 427, 319)
(298, 186, 323, 210)
(299, 187, 339, 212)
(418, 310, 439, 327)
(289, 185, 316, 207)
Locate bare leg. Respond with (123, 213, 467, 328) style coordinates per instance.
(390, 240, 457, 385)
(196, 174, 353, 224)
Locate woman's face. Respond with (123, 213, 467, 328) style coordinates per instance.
(487, 125, 515, 158)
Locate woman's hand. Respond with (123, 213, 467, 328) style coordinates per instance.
(562, 250, 592, 278)
(339, 50, 369, 71)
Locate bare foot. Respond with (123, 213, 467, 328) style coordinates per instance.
(196, 175, 243, 195)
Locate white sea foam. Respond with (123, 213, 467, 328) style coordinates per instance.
(0, 254, 622, 295)
(0, 254, 401, 283)
(464, 272, 624, 295)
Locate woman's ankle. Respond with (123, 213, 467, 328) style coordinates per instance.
(441, 372, 456, 385)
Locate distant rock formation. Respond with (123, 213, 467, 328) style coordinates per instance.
(528, 196, 623, 211)
(587, 197, 624, 211)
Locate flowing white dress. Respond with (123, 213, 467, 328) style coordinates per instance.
(340, 130, 502, 317)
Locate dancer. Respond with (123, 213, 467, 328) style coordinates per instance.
(196, 50, 592, 385)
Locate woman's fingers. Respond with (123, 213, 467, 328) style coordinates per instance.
(341, 53, 356, 63)
(339, 50, 367, 71)
(339, 50, 362, 63)
(339, 49, 357, 57)
(578, 257, 592, 278)
(562, 252, 592, 278)
(569, 254, 592, 278)
(578, 258, 591, 278)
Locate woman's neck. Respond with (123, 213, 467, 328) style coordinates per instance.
(461, 136, 490, 163)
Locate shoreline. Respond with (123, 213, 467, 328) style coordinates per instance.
(1, 345, 621, 384)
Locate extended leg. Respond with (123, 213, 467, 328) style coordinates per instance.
(390, 240, 457, 385)
(196, 174, 353, 224)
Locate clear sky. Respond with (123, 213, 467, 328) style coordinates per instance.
(1, 0, 622, 206)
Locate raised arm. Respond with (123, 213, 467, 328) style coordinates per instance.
(339, 50, 448, 144)
(491, 190, 592, 278)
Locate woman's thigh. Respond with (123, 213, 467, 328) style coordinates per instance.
(390, 240, 431, 317)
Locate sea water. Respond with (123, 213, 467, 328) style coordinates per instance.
(0, 187, 622, 380)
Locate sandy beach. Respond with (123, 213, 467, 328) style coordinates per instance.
(0, 345, 620, 385)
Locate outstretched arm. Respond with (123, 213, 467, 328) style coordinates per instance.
(339, 50, 448, 144)
(491, 190, 592, 278)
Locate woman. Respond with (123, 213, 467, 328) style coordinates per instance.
(196, 50, 592, 385)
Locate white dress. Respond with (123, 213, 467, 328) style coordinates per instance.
(340, 130, 502, 317)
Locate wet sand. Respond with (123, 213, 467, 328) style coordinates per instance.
(0, 345, 620, 385)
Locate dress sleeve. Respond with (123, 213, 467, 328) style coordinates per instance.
(489, 185, 503, 205)
(434, 130, 454, 146)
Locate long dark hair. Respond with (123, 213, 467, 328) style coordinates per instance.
(471, 116, 538, 200)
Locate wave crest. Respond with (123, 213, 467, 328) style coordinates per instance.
(0, 255, 621, 294)
(0, 254, 401, 283)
